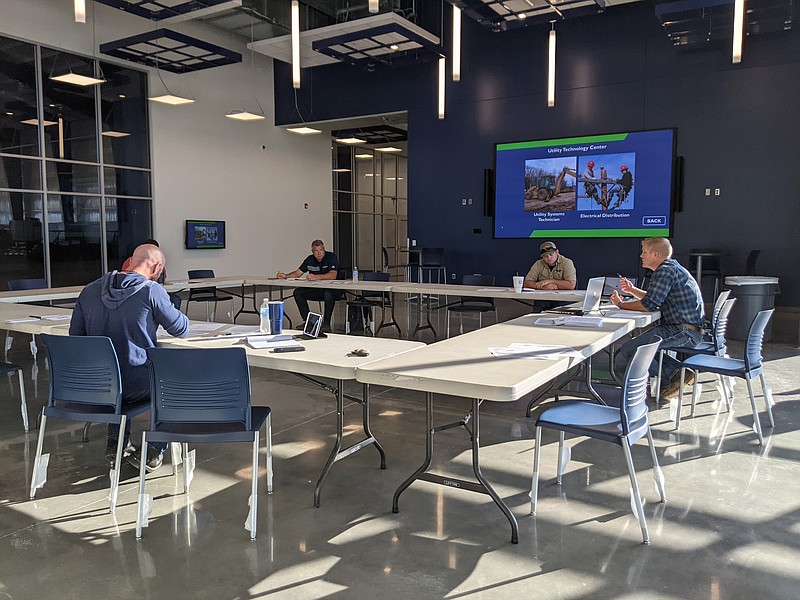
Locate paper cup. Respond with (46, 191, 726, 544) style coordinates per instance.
(513, 276, 524, 293)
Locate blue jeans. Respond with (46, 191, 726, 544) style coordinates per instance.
(107, 389, 166, 452)
(616, 325, 704, 385)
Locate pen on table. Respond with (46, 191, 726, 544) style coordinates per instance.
(29, 315, 42, 319)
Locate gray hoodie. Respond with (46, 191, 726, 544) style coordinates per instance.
(70, 271, 189, 398)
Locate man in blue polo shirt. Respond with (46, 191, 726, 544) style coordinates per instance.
(610, 237, 705, 398)
(277, 239, 341, 333)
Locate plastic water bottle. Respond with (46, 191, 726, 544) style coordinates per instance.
(352, 267, 358, 282)
(259, 299, 271, 334)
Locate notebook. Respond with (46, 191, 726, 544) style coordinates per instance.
(545, 277, 605, 316)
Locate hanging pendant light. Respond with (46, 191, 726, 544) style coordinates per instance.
(732, 0, 744, 63)
(438, 57, 446, 120)
(291, 1, 301, 88)
(74, 0, 86, 23)
(452, 6, 461, 82)
(547, 21, 556, 108)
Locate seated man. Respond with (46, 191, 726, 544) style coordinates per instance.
(70, 243, 189, 471)
(524, 241, 577, 311)
(121, 238, 181, 310)
(277, 239, 341, 333)
(610, 237, 705, 398)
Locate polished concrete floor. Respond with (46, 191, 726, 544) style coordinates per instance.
(1, 300, 799, 599)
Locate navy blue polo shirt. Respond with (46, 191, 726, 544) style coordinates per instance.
(299, 251, 339, 276)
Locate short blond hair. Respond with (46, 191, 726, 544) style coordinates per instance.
(642, 237, 673, 259)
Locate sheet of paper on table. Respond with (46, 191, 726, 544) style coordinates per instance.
(534, 316, 604, 328)
(488, 343, 582, 360)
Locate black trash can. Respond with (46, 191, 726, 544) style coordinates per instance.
(723, 276, 780, 341)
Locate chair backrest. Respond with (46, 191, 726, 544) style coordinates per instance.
(8, 278, 47, 291)
(620, 338, 661, 439)
(362, 271, 390, 282)
(381, 247, 390, 271)
(459, 274, 495, 306)
(744, 309, 774, 372)
(710, 289, 731, 328)
(41, 334, 122, 410)
(337, 268, 349, 280)
(421, 247, 445, 267)
(188, 269, 215, 279)
(146, 347, 251, 432)
(744, 250, 760, 276)
(712, 298, 736, 354)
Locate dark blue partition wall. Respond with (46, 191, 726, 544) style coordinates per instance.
(275, 4, 800, 305)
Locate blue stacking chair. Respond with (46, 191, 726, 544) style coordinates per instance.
(1, 361, 28, 432)
(185, 269, 233, 322)
(679, 309, 775, 445)
(530, 339, 666, 544)
(446, 274, 498, 337)
(136, 347, 272, 541)
(656, 297, 736, 408)
(31, 335, 149, 512)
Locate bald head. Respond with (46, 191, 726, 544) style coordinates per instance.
(128, 243, 166, 280)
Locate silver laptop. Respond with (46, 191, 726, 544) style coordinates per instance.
(602, 276, 637, 298)
(546, 277, 605, 316)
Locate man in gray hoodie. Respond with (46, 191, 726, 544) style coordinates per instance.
(70, 243, 189, 471)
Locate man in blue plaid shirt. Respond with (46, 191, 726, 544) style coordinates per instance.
(610, 237, 705, 398)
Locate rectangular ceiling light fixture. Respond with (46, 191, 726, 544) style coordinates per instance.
(336, 137, 367, 144)
(50, 73, 105, 86)
(287, 126, 322, 134)
(292, 1, 301, 88)
(149, 93, 195, 105)
(225, 110, 266, 121)
(375, 146, 402, 152)
(453, 6, 461, 81)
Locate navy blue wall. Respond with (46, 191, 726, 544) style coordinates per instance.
(276, 3, 800, 304)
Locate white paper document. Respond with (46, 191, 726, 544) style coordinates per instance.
(600, 309, 648, 320)
(534, 316, 604, 328)
(217, 325, 262, 336)
(488, 343, 582, 360)
(243, 335, 302, 350)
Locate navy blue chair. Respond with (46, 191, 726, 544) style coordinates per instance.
(446, 274, 498, 337)
(530, 339, 665, 544)
(31, 334, 149, 512)
(185, 269, 233, 322)
(345, 271, 399, 336)
(136, 347, 272, 540)
(1, 361, 28, 432)
(655, 297, 736, 408)
(679, 309, 775, 445)
(6, 278, 48, 360)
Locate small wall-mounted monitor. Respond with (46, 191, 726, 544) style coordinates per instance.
(185, 219, 225, 250)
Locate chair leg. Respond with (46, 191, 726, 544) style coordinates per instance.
(622, 440, 650, 544)
(673, 367, 686, 429)
(646, 429, 667, 502)
(30, 413, 48, 499)
(745, 376, 765, 445)
(530, 426, 542, 515)
(136, 431, 148, 539)
(4, 331, 11, 358)
(720, 373, 733, 412)
(82, 422, 92, 443)
(689, 369, 698, 416)
(556, 431, 569, 484)
(182, 442, 190, 493)
(446, 311, 451, 338)
(266, 412, 273, 494)
(250, 433, 259, 540)
(17, 369, 29, 432)
(655, 350, 665, 406)
(109, 415, 126, 513)
(759, 373, 775, 428)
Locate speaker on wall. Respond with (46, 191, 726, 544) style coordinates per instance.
(483, 168, 495, 217)
(673, 156, 684, 213)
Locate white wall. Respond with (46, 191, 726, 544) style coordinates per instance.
(0, 0, 332, 279)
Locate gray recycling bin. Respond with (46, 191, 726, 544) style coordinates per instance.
(723, 276, 780, 342)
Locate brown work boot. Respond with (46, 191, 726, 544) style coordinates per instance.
(661, 371, 696, 400)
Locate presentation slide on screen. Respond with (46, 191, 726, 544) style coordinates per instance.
(187, 220, 225, 249)
(494, 130, 674, 238)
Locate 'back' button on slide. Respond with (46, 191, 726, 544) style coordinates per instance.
(642, 216, 666, 226)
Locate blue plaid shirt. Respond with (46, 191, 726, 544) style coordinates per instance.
(641, 258, 705, 331)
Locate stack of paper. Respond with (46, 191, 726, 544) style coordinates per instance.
(534, 316, 604, 328)
(488, 343, 582, 360)
(243, 335, 302, 350)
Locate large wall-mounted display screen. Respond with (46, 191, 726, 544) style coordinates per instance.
(493, 129, 676, 239)
(185, 219, 226, 249)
